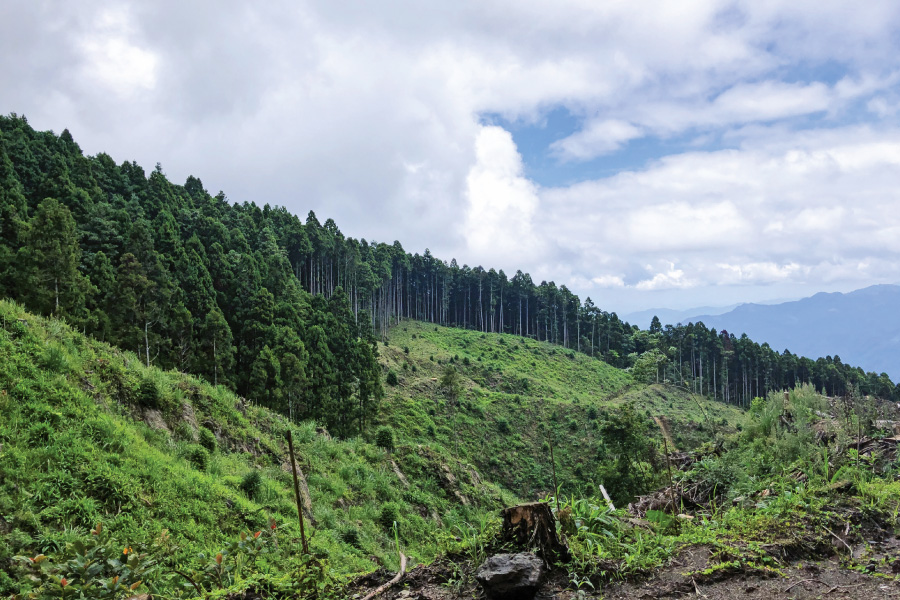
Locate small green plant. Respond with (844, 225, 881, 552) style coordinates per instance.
(340, 528, 361, 548)
(375, 426, 394, 451)
(378, 503, 399, 530)
(42, 343, 70, 374)
(184, 445, 209, 471)
(239, 469, 263, 500)
(386, 371, 399, 386)
(198, 426, 217, 452)
(139, 378, 160, 409)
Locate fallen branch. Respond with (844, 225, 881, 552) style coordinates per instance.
(362, 552, 407, 600)
(822, 526, 852, 553)
(784, 578, 827, 592)
(598, 484, 615, 511)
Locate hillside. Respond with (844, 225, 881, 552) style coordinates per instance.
(379, 321, 745, 503)
(0, 301, 743, 598)
(0, 300, 507, 597)
(686, 284, 900, 381)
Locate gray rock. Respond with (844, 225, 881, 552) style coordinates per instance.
(475, 552, 544, 600)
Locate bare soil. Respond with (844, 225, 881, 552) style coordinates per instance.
(350, 545, 900, 600)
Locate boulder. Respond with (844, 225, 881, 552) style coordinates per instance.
(475, 552, 544, 600)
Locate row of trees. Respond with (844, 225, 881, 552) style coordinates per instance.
(292, 214, 900, 405)
(0, 114, 381, 437)
(2, 112, 896, 421)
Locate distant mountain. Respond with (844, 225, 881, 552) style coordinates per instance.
(680, 284, 900, 381)
(622, 304, 742, 329)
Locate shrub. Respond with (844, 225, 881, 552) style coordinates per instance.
(403, 346, 410, 354)
(199, 427, 217, 452)
(28, 422, 54, 444)
(139, 378, 160, 409)
(378, 503, 399, 530)
(174, 422, 194, 442)
(386, 371, 399, 386)
(496, 418, 510, 434)
(375, 426, 394, 451)
(341, 528, 361, 548)
(185, 445, 209, 471)
(240, 469, 263, 500)
(587, 406, 598, 420)
(41, 343, 69, 374)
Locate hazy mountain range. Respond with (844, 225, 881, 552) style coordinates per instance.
(628, 285, 900, 381)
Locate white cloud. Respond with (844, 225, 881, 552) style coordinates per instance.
(77, 7, 158, 97)
(4, 0, 900, 312)
(463, 126, 543, 268)
(635, 263, 697, 291)
(538, 125, 900, 308)
(592, 274, 625, 288)
(551, 119, 642, 161)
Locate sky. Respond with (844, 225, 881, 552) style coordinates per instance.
(3, 1, 900, 314)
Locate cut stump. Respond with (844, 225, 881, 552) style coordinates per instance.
(500, 503, 568, 560)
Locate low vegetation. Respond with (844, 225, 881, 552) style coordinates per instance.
(0, 301, 506, 598)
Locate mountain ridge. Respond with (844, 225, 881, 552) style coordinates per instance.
(679, 284, 900, 380)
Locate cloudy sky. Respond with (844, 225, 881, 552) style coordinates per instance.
(4, 1, 900, 314)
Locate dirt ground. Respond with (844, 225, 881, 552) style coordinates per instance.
(349, 545, 900, 600)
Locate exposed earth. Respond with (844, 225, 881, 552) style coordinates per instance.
(350, 546, 900, 599)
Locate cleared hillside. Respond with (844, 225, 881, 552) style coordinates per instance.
(0, 301, 504, 597)
(379, 321, 745, 500)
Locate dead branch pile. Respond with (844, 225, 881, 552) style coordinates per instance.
(851, 435, 899, 461)
(667, 443, 722, 471)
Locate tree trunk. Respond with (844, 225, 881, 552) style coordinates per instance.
(500, 503, 568, 560)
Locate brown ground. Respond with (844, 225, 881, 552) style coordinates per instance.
(349, 545, 900, 600)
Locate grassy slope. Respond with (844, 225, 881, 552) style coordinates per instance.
(0, 305, 747, 596)
(379, 321, 745, 498)
(0, 301, 505, 596)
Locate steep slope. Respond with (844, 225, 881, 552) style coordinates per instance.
(686, 284, 900, 380)
(0, 301, 504, 597)
(378, 321, 745, 502)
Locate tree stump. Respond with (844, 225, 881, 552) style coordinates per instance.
(500, 503, 568, 560)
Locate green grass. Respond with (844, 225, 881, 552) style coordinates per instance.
(380, 321, 745, 498)
(0, 302, 504, 597)
(0, 307, 751, 597)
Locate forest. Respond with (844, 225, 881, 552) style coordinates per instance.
(1, 112, 896, 434)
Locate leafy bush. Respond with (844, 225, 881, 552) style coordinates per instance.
(27, 422, 54, 444)
(378, 503, 399, 530)
(199, 426, 217, 452)
(386, 371, 399, 386)
(139, 378, 160, 409)
(496, 418, 510, 434)
(375, 426, 394, 451)
(340, 528, 361, 548)
(184, 445, 209, 471)
(240, 470, 263, 500)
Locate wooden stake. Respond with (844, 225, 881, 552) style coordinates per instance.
(548, 433, 561, 515)
(287, 429, 309, 554)
(663, 436, 678, 520)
